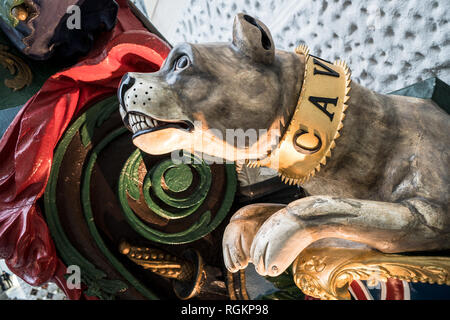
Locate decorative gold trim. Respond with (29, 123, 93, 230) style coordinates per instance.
(240, 269, 250, 300)
(119, 241, 207, 300)
(227, 270, 250, 300)
(227, 271, 237, 300)
(173, 256, 205, 301)
(248, 44, 351, 185)
(0, 44, 32, 91)
(292, 247, 450, 300)
(119, 240, 194, 281)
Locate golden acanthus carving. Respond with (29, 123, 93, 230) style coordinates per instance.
(292, 247, 450, 300)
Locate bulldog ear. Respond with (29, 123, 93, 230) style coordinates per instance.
(232, 13, 275, 65)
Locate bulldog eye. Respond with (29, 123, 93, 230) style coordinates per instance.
(175, 55, 190, 71)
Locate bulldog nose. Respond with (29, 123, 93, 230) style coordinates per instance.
(118, 73, 135, 108)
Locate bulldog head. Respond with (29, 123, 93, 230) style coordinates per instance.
(118, 14, 304, 161)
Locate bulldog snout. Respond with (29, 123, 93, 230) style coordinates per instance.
(118, 73, 136, 109)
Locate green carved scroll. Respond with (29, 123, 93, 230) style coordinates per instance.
(44, 97, 158, 300)
(44, 95, 237, 299)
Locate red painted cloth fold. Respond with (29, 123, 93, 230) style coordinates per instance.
(0, 0, 170, 299)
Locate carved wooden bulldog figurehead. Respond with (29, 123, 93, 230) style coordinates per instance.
(118, 13, 450, 297)
(118, 13, 303, 161)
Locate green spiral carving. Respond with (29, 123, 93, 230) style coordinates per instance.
(119, 150, 236, 245)
(123, 150, 212, 220)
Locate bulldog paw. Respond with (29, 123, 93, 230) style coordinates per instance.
(223, 221, 253, 272)
(222, 203, 286, 273)
(249, 206, 312, 277)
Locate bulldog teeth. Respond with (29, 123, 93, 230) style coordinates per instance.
(128, 113, 162, 133)
(145, 118, 154, 128)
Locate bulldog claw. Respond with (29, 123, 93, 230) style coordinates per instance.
(249, 208, 309, 277)
(222, 203, 287, 273)
(222, 222, 251, 272)
(250, 236, 289, 277)
(223, 244, 234, 272)
(251, 240, 269, 276)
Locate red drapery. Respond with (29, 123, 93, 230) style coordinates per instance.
(0, 0, 170, 299)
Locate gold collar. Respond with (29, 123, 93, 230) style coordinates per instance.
(248, 45, 351, 185)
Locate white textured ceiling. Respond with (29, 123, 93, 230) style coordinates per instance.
(136, 0, 449, 93)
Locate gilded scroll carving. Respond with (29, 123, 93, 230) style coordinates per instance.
(292, 248, 450, 300)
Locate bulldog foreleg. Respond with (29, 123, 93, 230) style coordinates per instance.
(246, 196, 448, 277)
(222, 203, 286, 272)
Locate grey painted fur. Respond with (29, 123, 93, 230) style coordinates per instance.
(119, 14, 450, 277)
